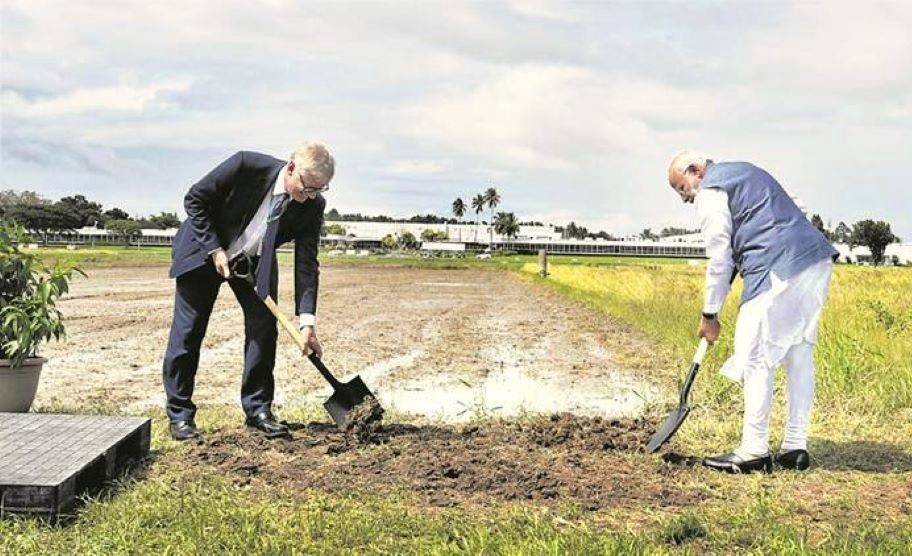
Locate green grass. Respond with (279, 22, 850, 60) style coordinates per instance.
(520, 262, 912, 414)
(0, 474, 657, 554)
(4, 253, 910, 554)
(3, 406, 910, 555)
(29, 244, 690, 272)
(26, 246, 174, 268)
(4, 473, 909, 554)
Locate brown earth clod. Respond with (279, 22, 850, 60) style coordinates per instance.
(341, 395, 385, 443)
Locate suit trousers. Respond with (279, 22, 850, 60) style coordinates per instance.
(161, 259, 278, 422)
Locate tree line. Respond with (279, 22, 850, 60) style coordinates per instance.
(2, 189, 901, 263)
(0, 190, 182, 243)
(325, 209, 462, 224)
(810, 214, 900, 266)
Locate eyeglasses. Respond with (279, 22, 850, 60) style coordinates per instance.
(298, 172, 330, 194)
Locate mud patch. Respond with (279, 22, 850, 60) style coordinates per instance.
(184, 414, 709, 510)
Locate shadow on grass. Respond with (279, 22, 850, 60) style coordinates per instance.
(661, 439, 912, 473)
(4, 450, 159, 527)
(58, 450, 160, 526)
(810, 438, 912, 472)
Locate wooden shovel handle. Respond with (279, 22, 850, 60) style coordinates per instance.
(262, 296, 311, 355)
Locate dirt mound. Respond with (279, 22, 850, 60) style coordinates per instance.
(341, 395, 384, 443)
(183, 414, 708, 510)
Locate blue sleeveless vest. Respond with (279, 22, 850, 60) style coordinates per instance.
(700, 161, 837, 305)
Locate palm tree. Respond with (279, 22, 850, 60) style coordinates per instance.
(452, 198, 466, 241)
(452, 198, 466, 220)
(493, 212, 520, 241)
(471, 194, 485, 242)
(483, 187, 501, 244)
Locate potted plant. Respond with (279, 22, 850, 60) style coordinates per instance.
(1, 219, 82, 412)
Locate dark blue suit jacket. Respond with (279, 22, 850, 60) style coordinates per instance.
(169, 151, 325, 316)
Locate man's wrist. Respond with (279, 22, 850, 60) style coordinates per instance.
(298, 313, 316, 330)
(701, 312, 718, 320)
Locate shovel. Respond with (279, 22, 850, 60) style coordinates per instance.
(229, 254, 383, 428)
(645, 337, 710, 453)
(647, 269, 738, 454)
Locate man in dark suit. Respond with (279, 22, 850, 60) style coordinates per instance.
(163, 143, 333, 441)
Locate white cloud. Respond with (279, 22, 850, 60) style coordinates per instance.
(745, 2, 912, 95)
(402, 64, 693, 171)
(2, 81, 189, 117)
(1, 1, 909, 237)
(505, 0, 581, 22)
(382, 159, 447, 177)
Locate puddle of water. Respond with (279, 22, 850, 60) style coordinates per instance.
(301, 348, 426, 400)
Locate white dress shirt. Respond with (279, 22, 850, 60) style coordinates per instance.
(695, 187, 735, 314)
(227, 169, 287, 260)
(221, 165, 316, 329)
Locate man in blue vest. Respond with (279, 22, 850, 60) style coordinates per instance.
(667, 151, 838, 473)
(163, 143, 333, 441)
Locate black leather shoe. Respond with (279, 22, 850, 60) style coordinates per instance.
(703, 452, 773, 474)
(245, 411, 290, 438)
(170, 420, 202, 441)
(776, 449, 810, 471)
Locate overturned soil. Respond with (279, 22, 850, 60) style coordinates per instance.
(184, 413, 709, 510)
(341, 395, 384, 443)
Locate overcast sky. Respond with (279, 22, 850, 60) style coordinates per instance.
(2, 1, 910, 237)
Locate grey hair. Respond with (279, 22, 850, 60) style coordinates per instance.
(290, 142, 335, 185)
(668, 150, 713, 184)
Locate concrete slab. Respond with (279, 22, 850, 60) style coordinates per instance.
(0, 413, 151, 521)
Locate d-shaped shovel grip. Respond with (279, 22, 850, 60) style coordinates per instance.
(228, 253, 256, 287)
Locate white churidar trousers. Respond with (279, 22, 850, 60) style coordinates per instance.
(722, 258, 834, 458)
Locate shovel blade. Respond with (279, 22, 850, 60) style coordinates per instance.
(323, 375, 378, 428)
(646, 405, 691, 454)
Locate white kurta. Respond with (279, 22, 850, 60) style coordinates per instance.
(695, 187, 828, 383)
(696, 186, 833, 456)
(722, 258, 833, 383)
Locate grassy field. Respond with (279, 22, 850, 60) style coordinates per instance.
(31, 245, 690, 272)
(518, 260, 912, 551)
(2, 250, 910, 554)
(3, 405, 910, 555)
(520, 262, 912, 414)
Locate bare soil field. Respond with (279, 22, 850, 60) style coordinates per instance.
(37, 262, 658, 421)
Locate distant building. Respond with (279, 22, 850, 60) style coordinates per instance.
(32, 222, 909, 265)
(36, 227, 178, 246)
(833, 243, 912, 265)
(324, 220, 562, 243)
